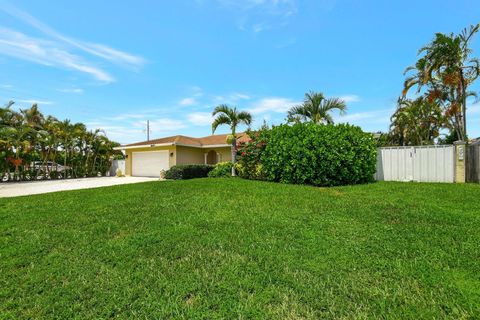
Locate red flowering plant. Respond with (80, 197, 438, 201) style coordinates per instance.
(235, 128, 269, 180)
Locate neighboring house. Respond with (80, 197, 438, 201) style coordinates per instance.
(115, 133, 249, 177)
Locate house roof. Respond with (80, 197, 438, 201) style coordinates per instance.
(119, 133, 250, 149)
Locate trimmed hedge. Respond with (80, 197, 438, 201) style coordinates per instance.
(208, 162, 233, 178)
(237, 123, 377, 186)
(164, 164, 213, 180)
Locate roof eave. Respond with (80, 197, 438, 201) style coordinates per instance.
(200, 144, 230, 148)
(114, 142, 175, 150)
(174, 143, 231, 148)
(115, 142, 231, 150)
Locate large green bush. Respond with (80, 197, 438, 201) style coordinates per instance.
(164, 164, 213, 180)
(208, 162, 233, 178)
(239, 123, 377, 186)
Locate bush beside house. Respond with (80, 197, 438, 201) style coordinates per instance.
(237, 123, 377, 186)
(208, 162, 233, 178)
(164, 164, 213, 180)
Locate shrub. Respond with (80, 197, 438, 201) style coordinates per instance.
(236, 129, 269, 180)
(208, 162, 233, 178)
(164, 164, 213, 180)
(258, 123, 377, 186)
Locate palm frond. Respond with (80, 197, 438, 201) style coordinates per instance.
(322, 98, 347, 115)
(212, 104, 233, 117)
(211, 114, 231, 133)
(287, 105, 307, 123)
(237, 111, 252, 126)
(324, 114, 334, 124)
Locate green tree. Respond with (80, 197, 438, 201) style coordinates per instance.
(389, 97, 447, 146)
(403, 24, 480, 141)
(287, 91, 347, 124)
(212, 104, 252, 176)
(0, 101, 120, 181)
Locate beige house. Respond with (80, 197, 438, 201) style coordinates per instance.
(115, 133, 249, 177)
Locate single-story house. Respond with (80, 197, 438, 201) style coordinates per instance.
(115, 133, 249, 177)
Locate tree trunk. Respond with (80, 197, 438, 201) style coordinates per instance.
(460, 71, 467, 141)
(231, 138, 236, 177)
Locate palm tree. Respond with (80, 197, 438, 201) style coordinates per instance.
(35, 116, 59, 176)
(0, 101, 15, 126)
(389, 97, 446, 146)
(0, 101, 120, 181)
(21, 104, 44, 129)
(1, 125, 36, 179)
(287, 91, 347, 124)
(212, 104, 252, 176)
(403, 24, 480, 141)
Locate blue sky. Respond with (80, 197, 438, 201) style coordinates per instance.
(0, 0, 479, 144)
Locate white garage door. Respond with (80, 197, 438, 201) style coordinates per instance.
(132, 151, 169, 177)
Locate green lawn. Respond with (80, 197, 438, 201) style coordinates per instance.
(1, 179, 479, 319)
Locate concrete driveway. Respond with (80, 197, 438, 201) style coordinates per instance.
(0, 177, 159, 198)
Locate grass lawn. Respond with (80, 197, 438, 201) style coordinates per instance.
(1, 179, 479, 319)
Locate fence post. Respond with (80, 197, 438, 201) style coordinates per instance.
(454, 141, 466, 183)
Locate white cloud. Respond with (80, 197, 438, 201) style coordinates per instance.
(57, 88, 84, 94)
(110, 113, 149, 121)
(0, 27, 114, 82)
(230, 92, 251, 100)
(0, 84, 13, 89)
(0, 2, 145, 69)
(276, 37, 297, 49)
(17, 99, 54, 105)
(179, 97, 197, 106)
(191, 86, 204, 97)
(177, 86, 205, 106)
(187, 112, 213, 125)
(216, 0, 297, 16)
(335, 108, 393, 128)
(202, 0, 298, 32)
(248, 97, 298, 114)
(213, 92, 252, 104)
(253, 23, 269, 33)
(86, 122, 145, 143)
(106, 107, 183, 122)
(133, 119, 186, 132)
(86, 117, 186, 144)
(76, 43, 145, 69)
(339, 94, 360, 103)
(0, 1, 145, 82)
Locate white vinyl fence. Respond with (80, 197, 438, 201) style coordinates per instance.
(375, 145, 455, 183)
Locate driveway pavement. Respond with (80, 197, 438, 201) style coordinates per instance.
(0, 177, 159, 198)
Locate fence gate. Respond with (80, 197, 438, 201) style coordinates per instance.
(375, 145, 455, 183)
(466, 143, 480, 183)
(109, 159, 126, 176)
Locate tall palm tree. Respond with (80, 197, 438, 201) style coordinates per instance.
(21, 104, 44, 129)
(287, 91, 347, 124)
(212, 104, 252, 176)
(390, 97, 446, 146)
(0, 101, 15, 126)
(0, 125, 36, 179)
(403, 24, 480, 141)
